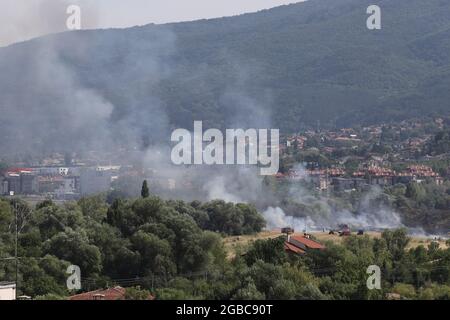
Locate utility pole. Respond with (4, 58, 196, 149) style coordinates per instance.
(14, 199, 18, 299)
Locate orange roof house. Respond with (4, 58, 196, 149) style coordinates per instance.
(69, 286, 154, 301)
(284, 241, 306, 255)
(284, 235, 325, 255)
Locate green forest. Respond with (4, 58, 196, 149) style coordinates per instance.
(1, 192, 449, 300)
(2, 0, 450, 155)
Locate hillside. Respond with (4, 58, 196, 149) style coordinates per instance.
(1, 0, 450, 153)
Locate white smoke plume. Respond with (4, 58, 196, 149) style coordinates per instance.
(0, 6, 412, 234)
(263, 206, 315, 231)
(261, 184, 404, 231)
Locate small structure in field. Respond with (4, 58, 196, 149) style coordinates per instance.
(284, 234, 326, 255)
(338, 224, 351, 236)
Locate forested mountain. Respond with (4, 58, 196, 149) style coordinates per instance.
(1, 0, 450, 152)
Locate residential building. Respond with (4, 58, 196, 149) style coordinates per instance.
(284, 234, 326, 255)
(69, 286, 154, 300)
(0, 177, 8, 195)
(332, 177, 366, 191)
(0, 282, 16, 300)
(80, 168, 113, 195)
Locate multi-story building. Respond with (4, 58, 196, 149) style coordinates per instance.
(0, 177, 8, 195)
(20, 174, 38, 194)
(80, 168, 113, 195)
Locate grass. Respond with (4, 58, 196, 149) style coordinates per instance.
(223, 229, 449, 259)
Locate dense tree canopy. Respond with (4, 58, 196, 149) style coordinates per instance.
(0, 195, 448, 300)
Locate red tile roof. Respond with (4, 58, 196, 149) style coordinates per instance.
(289, 235, 326, 250)
(6, 168, 33, 174)
(69, 286, 154, 301)
(284, 242, 306, 255)
(69, 286, 126, 300)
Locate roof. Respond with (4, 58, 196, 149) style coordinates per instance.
(289, 235, 326, 250)
(6, 168, 33, 174)
(69, 286, 154, 300)
(69, 286, 126, 300)
(68, 286, 154, 301)
(284, 242, 306, 255)
(0, 281, 16, 288)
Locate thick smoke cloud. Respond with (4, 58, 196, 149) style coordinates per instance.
(0, 24, 176, 157)
(262, 187, 404, 231)
(191, 164, 404, 231)
(0, 0, 100, 47)
(0, 1, 409, 234)
(0, 23, 407, 232)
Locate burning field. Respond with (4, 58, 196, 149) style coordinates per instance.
(224, 229, 449, 259)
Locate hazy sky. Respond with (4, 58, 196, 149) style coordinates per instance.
(0, 0, 304, 47)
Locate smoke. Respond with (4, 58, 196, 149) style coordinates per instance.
(0, 6, 409, 233)
(0, 38, 113, 156)
(204, 175, 244, 203)
(262, 184, 404, 231)
(0, 0, 100, 47)
(264, 206, 316, 231)
(202, 167, 269, 203)
(0, 22, 176, 158)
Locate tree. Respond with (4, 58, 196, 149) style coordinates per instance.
(245, 237, 288, 266)
(141, 180, 150, 198)
(232, 280, 265, 300)
(124, 286, 152, 300)
(200, 201, 265, 235)
(382, 229, 410, 261)
(0, 199, 13, 233)
(43, 229, 102, 276)
(391, 283, 416, 299)
(130, 230, 175, 276)
(155, 288, 194, 300)
(405, 182, 426, 202)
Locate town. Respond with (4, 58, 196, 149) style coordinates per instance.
(276, 117, 449, 192)
(1, 117, 448, 199)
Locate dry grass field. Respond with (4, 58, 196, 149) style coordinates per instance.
(224, 229, 449, 259)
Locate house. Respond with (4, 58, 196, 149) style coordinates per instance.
(20, 173, 38, 194)
(332, 177, 366, 191)
(5, 173, 21, 195)
(307, 170, 330, 190)
(80, 168, 113, 195)
(394, 165, 443, 185)
(284, 235, 326, 255)
(55, 176, 79, 197)
(68, 286, 154, 301)
(58, 167, 69, 176)
(38, 175, 65, 193)
(284, 242, 306, 255)
(3, 168, 38, 195)
(0, 282, 16, 300)
(0, 177, 8, 195)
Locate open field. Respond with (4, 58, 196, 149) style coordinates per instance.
(224, 230, 449, 259)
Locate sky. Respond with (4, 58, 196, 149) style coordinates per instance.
(0, 0, 304, 47)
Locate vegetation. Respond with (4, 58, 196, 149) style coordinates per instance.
(386, 181, 450, 233)
(427, 130, 450, 155)
(2, 1, 450, 155)
(0, 196, 263, 298)
(0, 195, 448, 300)
(141, 180, 150, 198)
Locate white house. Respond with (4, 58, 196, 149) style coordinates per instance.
(0, 282, 16, 300)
